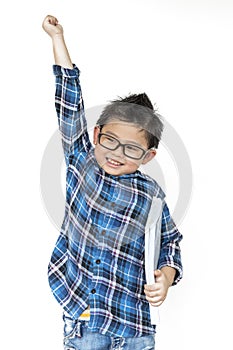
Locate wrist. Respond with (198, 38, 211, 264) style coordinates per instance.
(161, 266, 176, 286)
(51, 32, 65, 43)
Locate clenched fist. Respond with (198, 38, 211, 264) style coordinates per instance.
(42, 15, 63, 38)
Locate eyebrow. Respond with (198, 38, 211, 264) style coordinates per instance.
(102, 130, 144, 147)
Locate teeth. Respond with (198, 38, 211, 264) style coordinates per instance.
(107, 158, 122, 166)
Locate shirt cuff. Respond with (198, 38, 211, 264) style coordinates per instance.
(53, 64, 80, 78)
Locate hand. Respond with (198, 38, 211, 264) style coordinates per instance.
(42, 15, 63, 38)
(144, 269, 171, 307)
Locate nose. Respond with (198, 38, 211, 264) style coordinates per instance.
(112, 144, 124, 158)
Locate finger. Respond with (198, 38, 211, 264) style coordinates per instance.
(144, 284, 160, 293)
(146, 294, 165, 305)
(48, 17, 57, 25)
(144, 284, 157, 292)
(53, 17, 59, 25)
(144, 288, 160, 297)
(154, 269, 162, 277)
(45, 15, 57, 25)
(145, 290, 161, 300)
(150, 300, 164, 307)
(154, 270, 163, 282)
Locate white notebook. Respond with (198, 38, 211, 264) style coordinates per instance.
(144, 197, 163, 325)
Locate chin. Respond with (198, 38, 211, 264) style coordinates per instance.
(104, 165, 137, 176)
(104, 167, 123, 176)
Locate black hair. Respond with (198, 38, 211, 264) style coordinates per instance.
(96, 93, 164, 148)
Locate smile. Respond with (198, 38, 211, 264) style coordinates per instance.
(106, 158, 124, 167)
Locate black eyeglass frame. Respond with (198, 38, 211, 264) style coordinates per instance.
(97, 132, 150, 160)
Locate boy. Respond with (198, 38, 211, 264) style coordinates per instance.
(42, 15, 183, 350)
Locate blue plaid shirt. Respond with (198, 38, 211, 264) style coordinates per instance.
(48, 65, 183, 337)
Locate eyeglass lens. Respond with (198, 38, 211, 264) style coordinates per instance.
(98, 133, 145, 159)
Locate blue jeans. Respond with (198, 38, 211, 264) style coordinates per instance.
(63, 316, 155, 350)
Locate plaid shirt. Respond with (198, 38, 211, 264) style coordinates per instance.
(48, 65, 183, 337)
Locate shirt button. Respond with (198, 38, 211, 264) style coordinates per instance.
(101, 230, 106, 235)
(91, 289, 96, 294)
(111, 202, 115, 207)
(96, 259, 101, 264)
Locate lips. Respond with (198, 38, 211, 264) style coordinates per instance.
(106, 157, 124, 166)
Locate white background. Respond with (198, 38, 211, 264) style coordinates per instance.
(1, 0, 232, 349)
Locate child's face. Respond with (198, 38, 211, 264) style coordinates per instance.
(93, 122, 156, 176)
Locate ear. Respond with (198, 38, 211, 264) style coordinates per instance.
(93, 126, 100, 145)
(141, 149, 157, 165)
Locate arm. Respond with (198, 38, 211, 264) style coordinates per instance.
(42, 15, 73, 68)
(42, 15, 91, 158)
(144, 202, 183, 307)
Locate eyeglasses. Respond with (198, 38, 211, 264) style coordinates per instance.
(98, 133, 149, 160)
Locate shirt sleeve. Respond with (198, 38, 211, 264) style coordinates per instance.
(53, 64, 91, 161)
(158, 202, 183, 285)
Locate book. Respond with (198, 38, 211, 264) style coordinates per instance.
(144, 197, 163, 325)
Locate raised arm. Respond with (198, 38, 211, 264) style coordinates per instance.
(42, 15, 91, 158)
